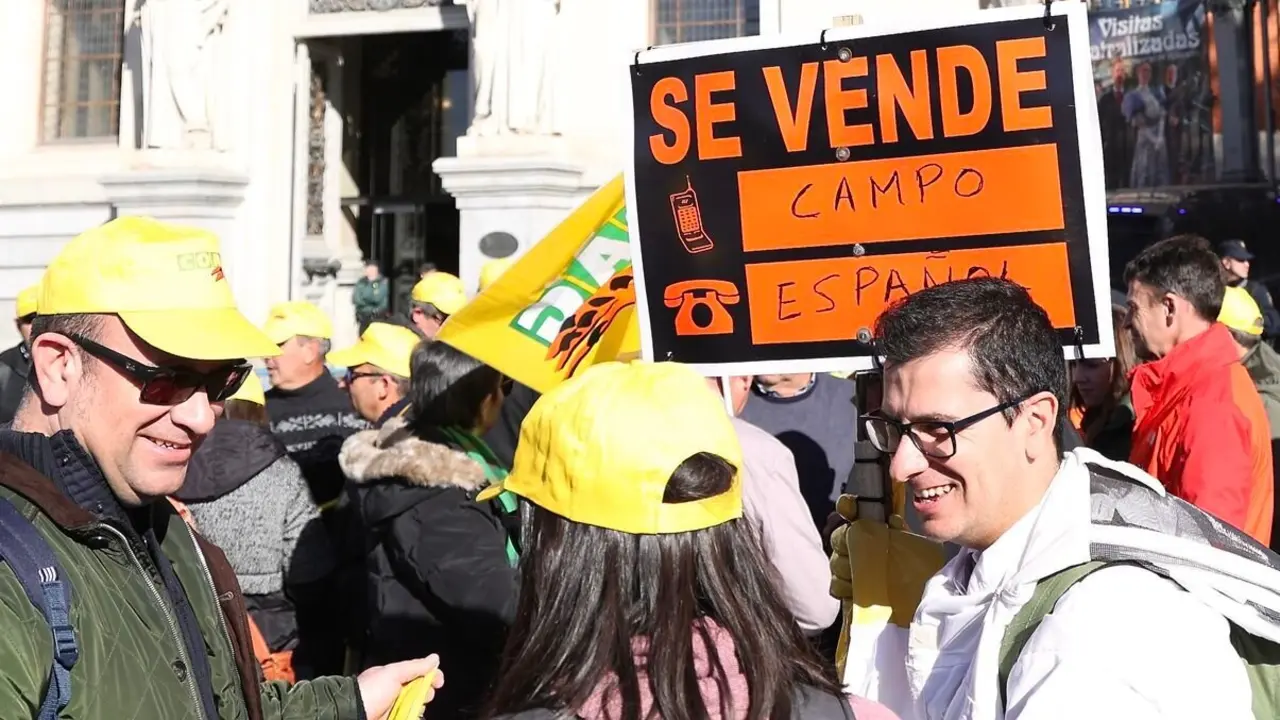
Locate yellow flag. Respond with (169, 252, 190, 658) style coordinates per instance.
(436, 175, 640, 394)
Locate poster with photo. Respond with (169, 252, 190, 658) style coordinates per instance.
(1088, 0, 1213, 188)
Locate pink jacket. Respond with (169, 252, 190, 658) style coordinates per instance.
(576, 619, 900, 720)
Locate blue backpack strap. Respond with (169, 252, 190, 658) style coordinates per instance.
(0, 497, 78, 720)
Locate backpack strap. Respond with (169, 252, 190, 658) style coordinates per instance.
(997, 561, 1109, 712)
(0, 497, 78, 720)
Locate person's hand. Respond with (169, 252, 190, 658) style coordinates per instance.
(357, 654, 445, 720)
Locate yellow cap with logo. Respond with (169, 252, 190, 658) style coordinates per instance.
(477, 361, 744, 535)
(15, 283, 40, 319)
(229, 373, 267, 406)
(262, 301, 334, 345)
(478, 257, 516, 292)
(411, 272, 468, 316)
(39, 216, 279, 360)
(1220, 286, 1264, 336)
(326, 322, 422, 378)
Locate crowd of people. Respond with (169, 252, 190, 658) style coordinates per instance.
(1, 214, 1280, 720)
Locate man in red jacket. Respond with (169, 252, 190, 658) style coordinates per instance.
(1124, 234, 1274, 544)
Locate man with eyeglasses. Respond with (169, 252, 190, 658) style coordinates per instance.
(0, 217, 443, 719)
(328, 322, 421, 427)
(853, 277, 1253, 718)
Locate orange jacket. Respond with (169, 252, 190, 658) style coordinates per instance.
(1130, 323, 1274, 545)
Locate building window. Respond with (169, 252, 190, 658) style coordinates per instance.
(652, 0, 759, 45)
(41, 0, 125, 142)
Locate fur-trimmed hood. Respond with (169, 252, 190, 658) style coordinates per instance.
(339, 417, 488, 491)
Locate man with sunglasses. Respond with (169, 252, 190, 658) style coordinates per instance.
(852, 277, 1253, 719)
(0, 217, 443, 719)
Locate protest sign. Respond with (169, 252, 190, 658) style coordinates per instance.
(625, 3, 1112, 376)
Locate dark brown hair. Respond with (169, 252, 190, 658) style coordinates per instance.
(1069, 304, 1138, 446)
(874, 277, 1068, 452)
(1123, 234, 1224, 321)
(482, 453, 843, 720)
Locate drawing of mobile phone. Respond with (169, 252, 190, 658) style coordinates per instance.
(669, 178, 714, 254)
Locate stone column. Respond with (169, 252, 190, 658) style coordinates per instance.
(434, 136, 590, 293)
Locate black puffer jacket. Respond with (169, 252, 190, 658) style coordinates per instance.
(340, 417, 518, 719)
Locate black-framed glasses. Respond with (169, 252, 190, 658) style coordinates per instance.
(344, 370, 385, 386)
(500, 376, 514, 395)
(66, 334, 253, 406)
(863, 392, 1041, 460)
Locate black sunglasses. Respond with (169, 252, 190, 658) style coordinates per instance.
(66, 334, 253, 406)
(501, 377, 514, 395)
(863, 391, 1041, 460)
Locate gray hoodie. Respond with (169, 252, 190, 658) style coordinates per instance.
(177, 418, 335, 594)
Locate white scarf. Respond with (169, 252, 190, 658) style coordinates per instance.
(903, 451, 1094, 720)
(903, 448, 1280, 720)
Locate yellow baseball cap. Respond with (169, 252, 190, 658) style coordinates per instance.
(479, 257, 516, 292)
(1220, 286, 1264, 336)
(15, 283, 39, 319)
(229, 373, 266, 406)
(326, 322, 421, 378)
(39, 216, 279, 361)
(411, 272, 468, 316)
(262, 301, 334, 345)
(477, 361, 744, 535)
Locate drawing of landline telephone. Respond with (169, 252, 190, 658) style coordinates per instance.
(663, 280, 739, 336)
(670, 178, 714, 255)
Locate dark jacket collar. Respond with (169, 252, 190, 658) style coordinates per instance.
(376, 397, 412, 428)
(267, 371, 341, 401)
(0, 429, 147, 532)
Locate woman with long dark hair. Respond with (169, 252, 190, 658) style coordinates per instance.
(479, 361, 898, 720)
(340, 340, 518, 717)
(1069, 304, 1138, 461)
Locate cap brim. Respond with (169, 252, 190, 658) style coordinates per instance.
(475, 483, 505, 502)
(428, 295, 467, 316)
(122, 308, 282, 361)
(326, 344, 371, 369)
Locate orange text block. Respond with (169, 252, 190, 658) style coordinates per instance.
(744, 242, 1076, 345)
(737, 144, 1065, 252)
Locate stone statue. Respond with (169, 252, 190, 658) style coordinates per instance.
(464, 0, 562, 137)
(138, 0, 231, 151)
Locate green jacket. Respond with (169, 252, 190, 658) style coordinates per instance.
(353, 278, 389, 319)
(0, 450, 363, 720)
(1242, 341, 1280, 440)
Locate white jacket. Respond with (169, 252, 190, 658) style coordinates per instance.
(905, 449, 1254, 720)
